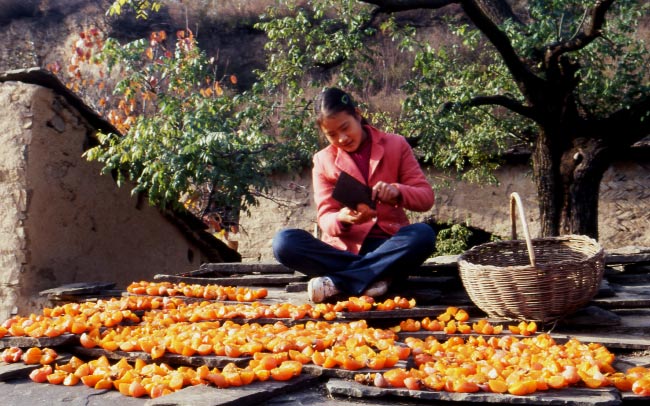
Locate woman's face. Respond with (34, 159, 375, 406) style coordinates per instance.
(319, 110, 366, 153)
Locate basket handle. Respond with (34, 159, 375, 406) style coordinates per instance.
(510, 192, 536, 267)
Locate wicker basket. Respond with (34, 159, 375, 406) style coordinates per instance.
(458, 192, 605, 323)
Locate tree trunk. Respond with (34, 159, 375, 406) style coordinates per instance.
(558, 137, 610, 238)
(533, 130, 611, 239)
(532, 131, 562, 237)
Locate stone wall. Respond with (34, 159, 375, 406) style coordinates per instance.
(238, 159, 650, 262)
(0, 81, 30, 321)
(0, 81, 219, 318)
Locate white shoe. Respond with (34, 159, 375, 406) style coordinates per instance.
(308, 277, 340, 303)
(362, 279, 389, 297)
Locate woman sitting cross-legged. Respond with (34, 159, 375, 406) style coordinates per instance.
(272, 87, 436, 303)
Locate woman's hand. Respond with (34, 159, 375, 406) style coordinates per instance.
(372, 181, 401, 206)
(337, 203, 377, 225)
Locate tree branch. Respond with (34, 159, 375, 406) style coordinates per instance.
(440, 94, 538, 121)
(360, 0, 457, 13)
(460, 0, 543, 94)
(469, 95, 537, 120)
(544, 0, 615, 68)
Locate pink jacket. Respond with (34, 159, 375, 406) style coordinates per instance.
(312, 125, 434, 254)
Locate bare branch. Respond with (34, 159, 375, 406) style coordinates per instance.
(360, 0, 458, 12)
(474, 0, 524, 26)
(469, 95, 537, 120)
(440, 94, 538, 122)
(545, 0, 615, 67)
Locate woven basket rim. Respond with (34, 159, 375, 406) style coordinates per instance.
(458, 234, 603, 268)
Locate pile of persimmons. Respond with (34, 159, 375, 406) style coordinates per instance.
(1, 280, 649, 399)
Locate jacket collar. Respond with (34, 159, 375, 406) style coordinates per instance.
(333, 125, 385, 184)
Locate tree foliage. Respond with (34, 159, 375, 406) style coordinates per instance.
(255, 0, 650, 237)
(55, 0, 649, 239)
(107, 0, 163, 19)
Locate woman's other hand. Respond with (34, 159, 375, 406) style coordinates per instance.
(372, 181, 401, 206)
(337, 203, 377, 225)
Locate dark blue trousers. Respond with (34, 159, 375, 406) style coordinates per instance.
(272, 223, 436, 295)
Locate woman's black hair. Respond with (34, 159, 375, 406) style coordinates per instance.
(314, 87, 368, 126)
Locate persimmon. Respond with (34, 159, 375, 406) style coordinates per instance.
(443, 319, 457, 334)
(632, 377, 650, 396)
(311, 351, 325, 366)
(94, 378, 114, 390)
(289, 349, 311, 364)
(254, 369, 271, 382)
(457, 323, 472, 334)
(117, 382, 131, 396)
(399, 319, 421, 332)
(40, 348, 58, 365)
(22, 347, 43, 364)
(383, 368, 409, 388)
(47, 370, 68, 385)
(488, 378, 508, 393)
(383, 352, 400, 368)
(151, 345, 166, 359)
(270, 360, 302, 381)
(342, 356, 365, 371)
(507, 379, 537, 395)
(454, 309, 470, 322)
(562, 365, 580, 384)
(149, 383, 168, 398)
(366, 355, 387, 370)
(403, 376, 422, 390)
(546, 374, 568, 389)
(80, 374, 103, 387)
(167, 371, 185, 391)
(63, 373, 80, 386)
(422, 318, 443, 331)
(239, 369, 255, 385)
(129, 380, 147, 397)
(206, 371, 229, 388)
(423, 375, 445, 391)
(452, 380, 480, 393)
(1, 347, 23, 363)
(29, 365, 52, 383)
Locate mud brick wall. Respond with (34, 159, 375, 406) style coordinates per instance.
(0, 81, 215, 317)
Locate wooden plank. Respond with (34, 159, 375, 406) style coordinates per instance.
(590, 296, 650, 309)
(604, 246, 650, 265)
(72, 346, 251, 368)
(302, 360, 408, 380)
(183, 262, 295, 277)
(147, 374, 320, 406)
(193, 255, 461, 277)
(39, 282, 116, 297)
(0, 361, 37, 382)
(0, 334, 77, 350)
(153, 274, 306, 286)
(326, 379, 623, 405)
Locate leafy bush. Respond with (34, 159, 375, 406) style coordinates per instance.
(434, 223, 473, 256)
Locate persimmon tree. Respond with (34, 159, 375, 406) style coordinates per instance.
(50, 5, 315, 225)
(256, 0, 650, 238)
